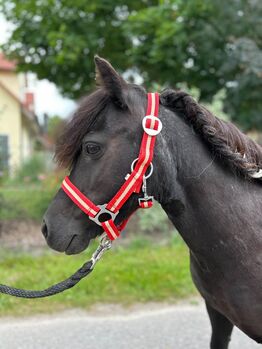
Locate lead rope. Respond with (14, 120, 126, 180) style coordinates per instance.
(0, 234, 111, 298)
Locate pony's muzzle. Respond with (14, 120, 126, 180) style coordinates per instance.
(41, 220, 48, 239)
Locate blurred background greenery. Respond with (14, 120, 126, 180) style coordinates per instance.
(1, 0, 261, 130)
(0, 0, 261, 315)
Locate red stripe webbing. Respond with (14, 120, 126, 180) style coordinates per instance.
(101, 219, 120, 241)
(139, 200, 153, 209)
(106, 93, 159, 212)
(62, 177, 100, 218)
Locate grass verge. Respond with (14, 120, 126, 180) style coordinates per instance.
(0, 237, 196, 316)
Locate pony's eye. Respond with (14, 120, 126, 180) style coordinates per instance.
(85, 143, 101, 155)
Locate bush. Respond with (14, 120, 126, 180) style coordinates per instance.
(12, 153, 49, 184)
(0, 192, 18, 221)
(137, 203, 175, 235)
(0, 187, 55, 220)
(0, 167, 66, 221)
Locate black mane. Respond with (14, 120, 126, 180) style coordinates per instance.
(160, 89, 262, 180)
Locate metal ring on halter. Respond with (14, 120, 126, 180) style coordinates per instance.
(131, 158, 154, 179)
(89, 204, 118, 226)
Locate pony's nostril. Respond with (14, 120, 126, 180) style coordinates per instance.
(41, 220, 48, 239)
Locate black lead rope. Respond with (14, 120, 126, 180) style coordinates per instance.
(0, 260, 93, 299)
(0, 235, 112, 299)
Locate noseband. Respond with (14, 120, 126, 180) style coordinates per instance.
(62, 92, 162, 241)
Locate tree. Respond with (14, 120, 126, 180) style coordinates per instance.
(0, 0, 152, 97)
(47, 115, 65, 144)
(1, 0, 261, 130)
(124, 0, 262, 131)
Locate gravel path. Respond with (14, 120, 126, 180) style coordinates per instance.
(0, 304, 260, 349)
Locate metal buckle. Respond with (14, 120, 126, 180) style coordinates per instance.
(142, 115, 162, 136)
(89, 204, 118, 226)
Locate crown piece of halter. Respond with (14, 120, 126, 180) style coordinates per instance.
(62, 92, 162, 241)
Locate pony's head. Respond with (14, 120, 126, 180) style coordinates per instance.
(42, 57, 150, 254)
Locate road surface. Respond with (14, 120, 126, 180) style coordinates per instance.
(0, 304, 260, 349)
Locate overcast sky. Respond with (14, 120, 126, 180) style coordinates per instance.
(0, 14, 76, 121)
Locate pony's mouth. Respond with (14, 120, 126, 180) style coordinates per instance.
(65, 234, 90, 255)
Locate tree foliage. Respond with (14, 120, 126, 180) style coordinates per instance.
(47, 115, 65, 144)
(0, 0, 150, 96)
(1, 0, 261, 130)
(125, 0, 262, 130)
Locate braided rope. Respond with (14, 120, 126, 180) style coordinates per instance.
(0, 260, 93, 298)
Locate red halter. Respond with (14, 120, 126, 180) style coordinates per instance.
(62, 93, 162, 241)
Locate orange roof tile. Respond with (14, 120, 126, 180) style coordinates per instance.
(0, 53, 16, 71)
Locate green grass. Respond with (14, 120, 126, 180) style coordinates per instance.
(0, 237, 196, 316)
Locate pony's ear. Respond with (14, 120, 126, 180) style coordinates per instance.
(94, 55, 127, 109)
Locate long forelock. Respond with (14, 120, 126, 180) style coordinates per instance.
(54, 84, 146, 169)
(55, 89, 110, 169)
(160, 89, 262, 180)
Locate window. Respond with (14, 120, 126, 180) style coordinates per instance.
(0, 135, 9, 172)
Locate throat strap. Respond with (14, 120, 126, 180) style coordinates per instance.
(62, 92, 162, 240)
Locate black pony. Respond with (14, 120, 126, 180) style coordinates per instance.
(42, 57, 262, 348)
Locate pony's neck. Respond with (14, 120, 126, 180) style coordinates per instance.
(153, 107, 233, 249)
(154, 107, 219, 202)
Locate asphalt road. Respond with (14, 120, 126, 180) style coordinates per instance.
(0, 304, 260, 349)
